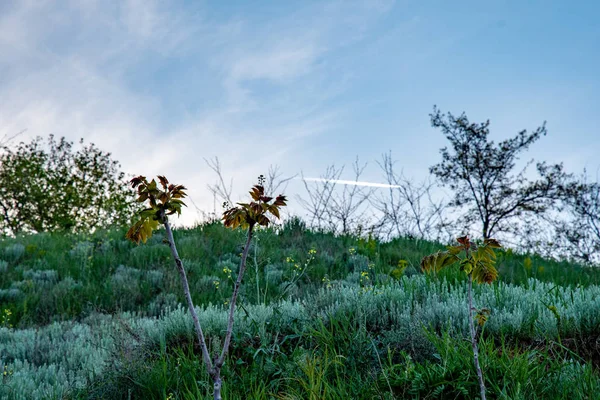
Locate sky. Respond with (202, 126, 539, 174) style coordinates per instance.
(1, 0, 599, 226)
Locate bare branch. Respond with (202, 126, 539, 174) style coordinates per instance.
(296, 164, 343, 231)
(0, 129, 26, 150)
(204, 156, 233, 213)
(264, 164, 297, 196)
(327, 156, 374, 235)
(372, 151, 449, 241)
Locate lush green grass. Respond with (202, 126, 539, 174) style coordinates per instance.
(1, 219, 600, 399)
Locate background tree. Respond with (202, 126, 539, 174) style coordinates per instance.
(297, 164, 343, 231)
(205, 157, 295, 223)
(325, 157, 374, 235)
(298, 157, 374, 235)
(372, 151, 449, 241)
(0, 134, 135, 236)
(551, 172, 600, 264)
(205, 156, 234, 216)
(429, 106, 570, 240)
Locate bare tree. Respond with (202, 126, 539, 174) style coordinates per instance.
(327, 156, 373, 235)
(551, 171, 600, 264)
(297, 157, 374, 235)
(296, 164, 343, 231)
(372, 151, 449, 241)
(327, 157, 374, 235)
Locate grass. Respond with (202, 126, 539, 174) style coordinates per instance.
(1, 219, 600, 399)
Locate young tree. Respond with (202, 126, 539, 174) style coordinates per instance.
(126, 175, 286, 400)
(429, 106, 570, 240)
(0, 134, 134, 236)
(421, 236, 502, 400)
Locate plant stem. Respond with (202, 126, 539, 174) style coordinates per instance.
(162, 215, 215, 377)
(217, 224, 255, 367)
(254, 234, 260, 304)
(212, 225, 255, 400)
(468, 273, 486, 400)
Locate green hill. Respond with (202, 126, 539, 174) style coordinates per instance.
(1, 220, 599, 399)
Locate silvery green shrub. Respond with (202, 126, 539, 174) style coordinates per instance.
(3, 276, 600, 398)
(145, 269, 164, 287)
(69, 241, 94, 259)
(0, 288, 22, 301)
(147, 292, 178, 317)
(265, 264, 284, 285)
(3, 243, 25, 263)
(22, 269, 58, 286)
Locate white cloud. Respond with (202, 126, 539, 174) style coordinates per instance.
(0, 0, 396, 226)
(230, 44, 319, 83)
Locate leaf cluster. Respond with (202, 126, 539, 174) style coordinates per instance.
(421, 236, 502, 284)
(126, 175, 187, 243)
(222, 182, 287, 230)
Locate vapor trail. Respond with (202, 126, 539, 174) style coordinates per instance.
(298, 177, 401, 189)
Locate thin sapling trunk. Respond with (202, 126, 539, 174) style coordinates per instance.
(127, 175, 287, 400)
(162, 213, 215, 376)
(213, 224, 254, 399)
(420, 235, 501, 400)
(466, 247, 486, 400)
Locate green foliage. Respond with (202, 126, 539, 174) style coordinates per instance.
(383, 330, 599, 399)
(2, 224, 600, 330)
(3, 222, 600, 398)
(422, 236, 502, 284)
(0, 134, 135, 235)
(222, 178, 287, 230)
(126, 175, 187, 244)
(2, 273, 600, 398)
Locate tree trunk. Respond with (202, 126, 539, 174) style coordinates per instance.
(162, 215, 214, 376)
(163, 214, 255, 400)
(468, 274, 487, 400)
(218, 225, 254, 365)
(213, 372, 222, 400)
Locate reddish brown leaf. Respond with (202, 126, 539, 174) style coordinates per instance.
(456, 235, 471, 249)
(157, 175, 169, 189)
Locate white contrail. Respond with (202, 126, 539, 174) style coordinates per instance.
(297, 177, 402, 189)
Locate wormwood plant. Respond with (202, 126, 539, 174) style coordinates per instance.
(126, 175, 286, 400)
(421, 235, 501, 400)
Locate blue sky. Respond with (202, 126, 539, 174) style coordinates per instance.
(1, 0, 598, 225)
